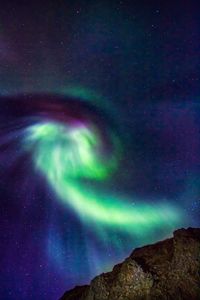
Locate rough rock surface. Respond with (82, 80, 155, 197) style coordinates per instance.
(60, 228, 200, 300)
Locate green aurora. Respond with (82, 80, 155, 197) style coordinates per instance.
(24, 121, 181, 236)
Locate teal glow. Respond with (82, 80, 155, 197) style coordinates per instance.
(62, 86, 101, 103)
(61, 85, 115, 112)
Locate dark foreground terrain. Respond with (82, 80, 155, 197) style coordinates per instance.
(60, 228, 200, 300)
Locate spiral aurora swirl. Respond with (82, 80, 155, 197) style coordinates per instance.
(17, 94, 181, 236)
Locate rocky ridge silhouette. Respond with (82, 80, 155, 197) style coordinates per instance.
(60, 228, 200, 300)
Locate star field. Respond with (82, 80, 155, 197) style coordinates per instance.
(0, 1, 200, 300)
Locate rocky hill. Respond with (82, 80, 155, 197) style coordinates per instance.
(60, 228, 200, 300)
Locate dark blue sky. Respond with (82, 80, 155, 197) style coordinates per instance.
(0, 1, 200, 299)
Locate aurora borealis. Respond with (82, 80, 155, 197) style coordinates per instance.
(23, 114, 180, 232)
(1, 1, 200, 300)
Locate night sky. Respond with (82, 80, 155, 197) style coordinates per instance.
(1, 1, 200, 299)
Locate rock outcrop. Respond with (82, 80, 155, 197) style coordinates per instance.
(60, 228, 200, 300)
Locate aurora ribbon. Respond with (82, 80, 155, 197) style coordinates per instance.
(23, 119, 180, 236)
